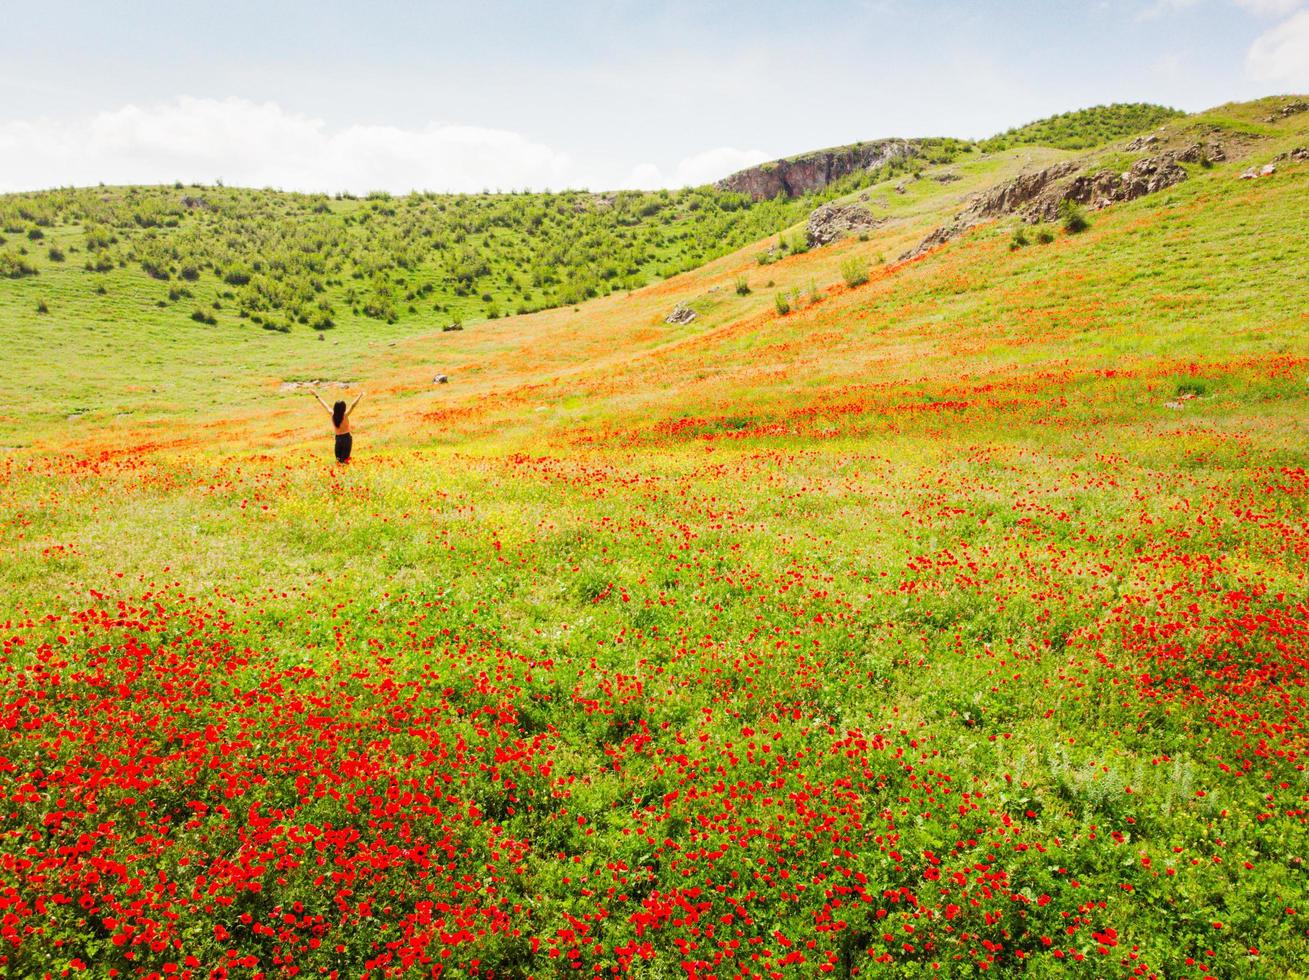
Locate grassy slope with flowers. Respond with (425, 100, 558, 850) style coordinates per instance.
(2, 96, 1309, 979)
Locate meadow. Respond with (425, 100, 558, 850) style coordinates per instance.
(2, 98, 1308, 978)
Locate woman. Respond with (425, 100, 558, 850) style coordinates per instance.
(310, 388, 365, 463)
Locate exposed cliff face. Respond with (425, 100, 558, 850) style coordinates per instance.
(716, 140, 919, 201)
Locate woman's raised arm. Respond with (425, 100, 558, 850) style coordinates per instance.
(310, 389, 333, 417)
(347, 390, 366, 417)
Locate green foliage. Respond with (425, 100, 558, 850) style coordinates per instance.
(980, 103, 1184, 152)
(0, 178, 878, 334)
(1010, 226, 1030, 250)
(1060, 199, 1091, 234)
(734, 276, 751, 296)
(0, 251, 37, 278)
(840, 255, 869, 288)
(1035, 227, 1056, 245)
(773, 291, 791, 315)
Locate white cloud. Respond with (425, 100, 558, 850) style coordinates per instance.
(1247, 9, 1309, 83)
(673, 147, 773, 187)
(1234, 0, 1304, 16)
(0, 96, 578, 194)
(623, 146, 773, 190)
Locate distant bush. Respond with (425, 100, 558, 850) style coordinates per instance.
(0, 251, 38, 278)
(735, 276, 751, 296)
(840, 255, 869, 288)
(141, 258, 170, 281)
(35, 299, 49, 314)
(47, 245, 65, 262)
(807, 280, 824, 304)
(1035, 227, 1056, 245)
(190, 308, 217, 325)
(27, 228, 43, 241)
(179, 264, 200, 281)
(1060, 200, 1091, 234)
(1010, 226, 1030, 250)
(774, 292, 791, 315)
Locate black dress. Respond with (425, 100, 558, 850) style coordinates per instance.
(334, 432, 353, 462)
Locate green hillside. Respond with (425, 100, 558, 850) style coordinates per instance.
(0, 183, 827, 332)
(0, 104, 1175, 345)
(979, 102, 1184, 152)
(3, 95, 1309, 978)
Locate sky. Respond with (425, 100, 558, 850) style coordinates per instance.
(1, 0, 1307, 194)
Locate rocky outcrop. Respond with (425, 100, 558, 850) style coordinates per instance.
(898, 161, 1078, 260)
(899, 143, 1207, 261)
(665, 302, 697, 325)
(717, 140, 918, 201)
(1265, 100, 1308, 123)
(1125, 134, 1163, 151)
(806, 202, 882, 247)
(1040, 152, 1189, 219)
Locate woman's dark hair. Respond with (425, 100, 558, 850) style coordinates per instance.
(332, 401, 346, 428)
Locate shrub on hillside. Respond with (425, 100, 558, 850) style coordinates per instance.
(47, 246, 65, 262)
(0, 251, 38, 278)
(190, 308, 217, 325)
(1035, 227, 1056, 245)
(735, 276, 751, 296)
(1010, 226, 1030, 250)
(1060, 200, 1091, 234)
(840, 255, 869, 288)
(774, 291, 791, 315)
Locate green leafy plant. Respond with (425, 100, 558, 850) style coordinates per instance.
(1060, 199, 1091, 234)
(840, 255, 869, 287)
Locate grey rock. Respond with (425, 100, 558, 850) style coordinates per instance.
(806, 202, 882, 247)
(664, 302, 697, 325)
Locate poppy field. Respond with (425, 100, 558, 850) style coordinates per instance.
(3, 98, 1309, 978)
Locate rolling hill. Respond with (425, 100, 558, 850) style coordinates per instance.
(1, 95, 1308, 978)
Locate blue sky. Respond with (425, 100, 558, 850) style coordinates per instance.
(2, 0, 1306, 192)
